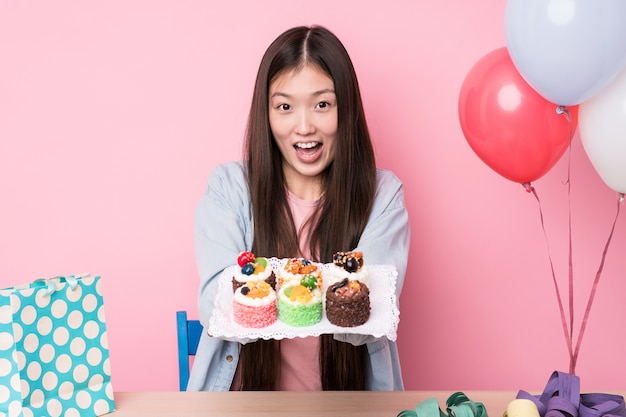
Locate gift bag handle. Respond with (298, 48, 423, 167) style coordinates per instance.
(32, 275, 81, 296)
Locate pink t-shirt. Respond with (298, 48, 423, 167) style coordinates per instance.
(278, 191, 321, 391)
(231, 191, 322, 391)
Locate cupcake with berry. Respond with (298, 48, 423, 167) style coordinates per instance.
(325, 251, 371, 327)
(233, 280, 277, 328)
(278, 258, 322, 289)
(328, 251, 369, 286)
(232, 251, 276, 292)
(277, 273, 323, 327)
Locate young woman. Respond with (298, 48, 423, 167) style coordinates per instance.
(188, 25, 410, 391)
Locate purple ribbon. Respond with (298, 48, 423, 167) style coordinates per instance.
(517, 372, 625, 417)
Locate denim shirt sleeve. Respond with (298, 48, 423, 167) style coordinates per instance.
(188, 162, 253, 391)
(194, 161, 253, 327)
(357, 169, 411, 298)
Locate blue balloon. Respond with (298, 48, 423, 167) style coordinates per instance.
(505, 0, 626, 106)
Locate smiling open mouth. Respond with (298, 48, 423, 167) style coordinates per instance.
(294, 142, 322, 154)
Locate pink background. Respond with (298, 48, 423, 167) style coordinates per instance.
(2, 1, 625, 392)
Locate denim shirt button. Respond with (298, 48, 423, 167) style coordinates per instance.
(226, 355, 234, 362)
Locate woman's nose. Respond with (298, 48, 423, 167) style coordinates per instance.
(294, 110, 315, 135)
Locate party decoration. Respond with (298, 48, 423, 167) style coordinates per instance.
(579, 66, 626, 194)
(458, 47, 577, 185)
(505, 0, 626, 106)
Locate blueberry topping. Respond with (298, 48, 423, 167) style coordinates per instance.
(345, 257, 359, 273)
(241, 263, 255, 275)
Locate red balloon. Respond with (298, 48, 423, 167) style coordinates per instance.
(458, 47, 578, 184)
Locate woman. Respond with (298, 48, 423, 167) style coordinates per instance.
(188, 25, 410, 391)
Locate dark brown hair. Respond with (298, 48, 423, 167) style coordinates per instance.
(240, 25, 376, 391)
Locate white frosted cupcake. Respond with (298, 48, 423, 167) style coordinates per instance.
(232, 251, 276, 292)
(278, 258, 322, 289)
(328, 251, 369, 286)
(232, 281, 277, 328)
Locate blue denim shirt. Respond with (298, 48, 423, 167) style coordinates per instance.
(188, 161, 410, 391)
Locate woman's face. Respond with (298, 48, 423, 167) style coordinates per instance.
(269, 65, 338, 195)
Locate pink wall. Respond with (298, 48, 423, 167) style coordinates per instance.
(2, 1, 625, 392)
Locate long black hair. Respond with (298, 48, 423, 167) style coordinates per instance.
(240, 25, 376, 390)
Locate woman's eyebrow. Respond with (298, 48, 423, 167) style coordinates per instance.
(270, 88, 336, 99)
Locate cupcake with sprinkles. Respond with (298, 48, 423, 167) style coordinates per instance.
(277, 273, 323, 327)
(232, 251, 276, 292)
(232, 281, 277, 328)
(325, 278, 371, 327)
(328, 251, 369, 286)
(278, 258, 322, 289)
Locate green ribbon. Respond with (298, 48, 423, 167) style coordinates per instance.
(398, 392, 488, 417)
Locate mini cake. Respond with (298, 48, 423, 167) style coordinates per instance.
(325, 278, 371, 327)
(328, 251, 369, 286)
(278, 258, 322, 289)
(277, 275, 323, 327)
(232, 251, 276, 292)
(232, 281, 277, 328)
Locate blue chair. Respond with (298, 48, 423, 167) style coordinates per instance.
(176, 311, 203, 391)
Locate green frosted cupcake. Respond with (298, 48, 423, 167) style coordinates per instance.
(277, 284, 322, 327)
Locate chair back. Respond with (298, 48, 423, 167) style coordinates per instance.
(176, 310, 203, 391)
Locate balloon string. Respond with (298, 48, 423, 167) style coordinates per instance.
(557, 106, 576, 370)
(571, 193, 623, 373)
(525, 183, 574, 363)
(537, 106, 622, 374)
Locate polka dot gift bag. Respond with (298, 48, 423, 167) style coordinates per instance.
(0, 274, 115, 417)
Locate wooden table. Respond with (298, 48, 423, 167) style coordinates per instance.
(108, 391, 520, 416)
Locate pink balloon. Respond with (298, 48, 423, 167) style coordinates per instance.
(459, 48, 578, 184)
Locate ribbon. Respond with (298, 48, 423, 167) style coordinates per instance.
(398, 392, 487, 417)
(516, 371, 626, 417)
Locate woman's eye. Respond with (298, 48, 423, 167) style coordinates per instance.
(278, 103, 291, 111)
(317, 101, 329, 109)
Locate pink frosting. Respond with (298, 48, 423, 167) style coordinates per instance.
(232, 299, 277, 328)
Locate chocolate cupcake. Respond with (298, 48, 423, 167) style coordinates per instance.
(325, 278, 370, 327)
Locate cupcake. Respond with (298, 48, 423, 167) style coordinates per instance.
(232, 280, 277, 328)
(277, 274, 323, 327)
(278, 258, 322, 289)
(328, 251, 369, 286)
(325, 278, 370, 327)
(232, 251, 276, 292)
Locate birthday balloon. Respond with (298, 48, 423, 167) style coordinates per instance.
(579, 66, 626, 194)
(459, 47, 578, 184)
(505, 0, 626, 106)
